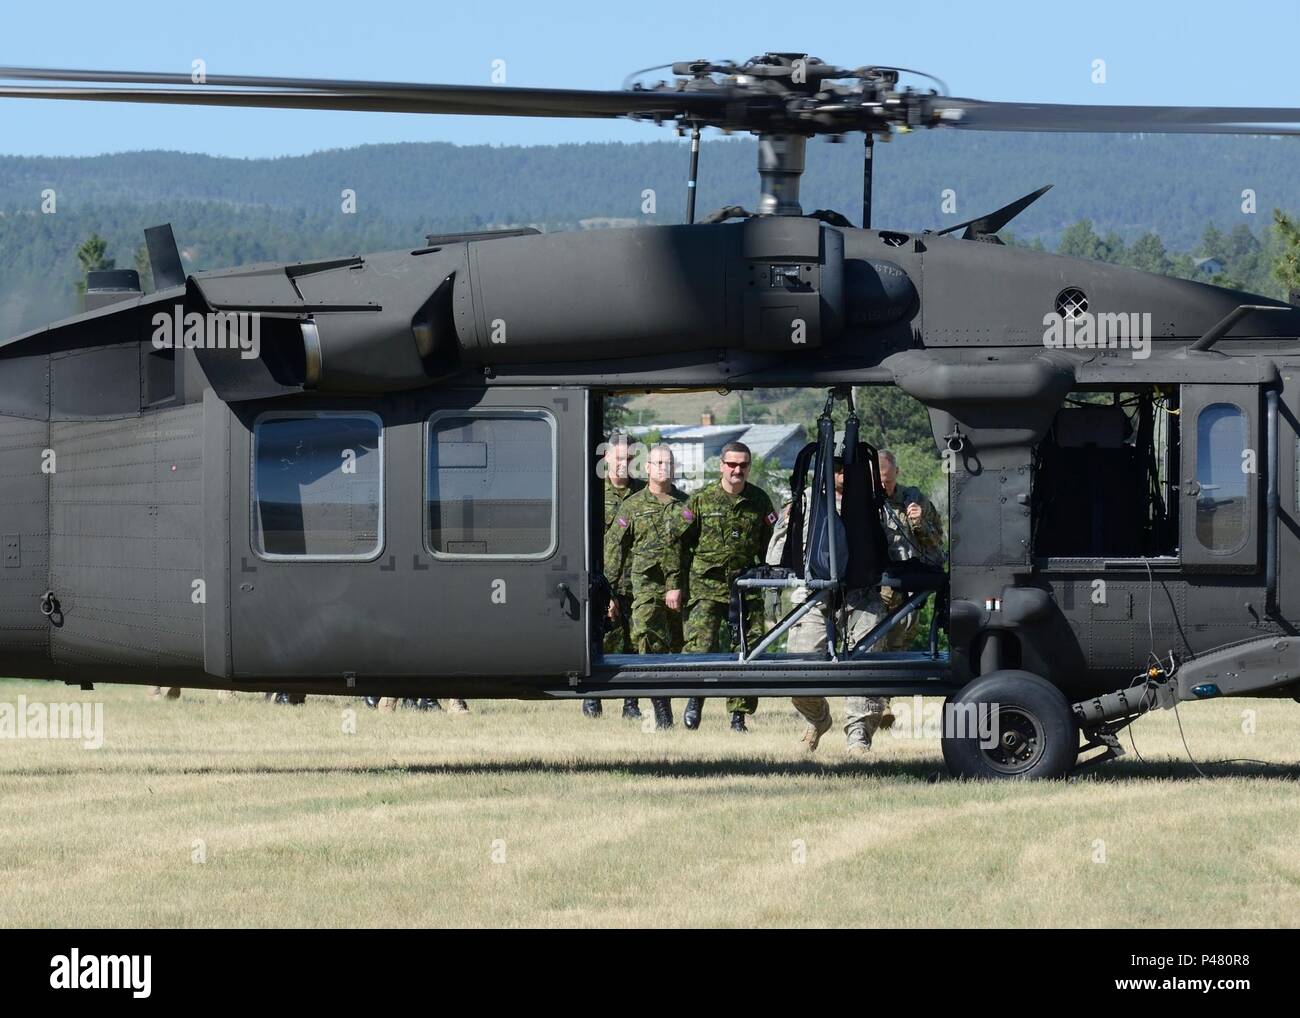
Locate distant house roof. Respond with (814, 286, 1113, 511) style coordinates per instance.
(1193, 256, 1225, 274)
(629, 423, 805, 461)
(627, 422, 807, 491)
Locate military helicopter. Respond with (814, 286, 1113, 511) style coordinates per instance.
(4, 53, 1300, 779)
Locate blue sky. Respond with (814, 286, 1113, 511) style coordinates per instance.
(2, 0, 1298, 156)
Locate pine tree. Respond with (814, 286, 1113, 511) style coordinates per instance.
(133, 244, 153, 292)
(1125, 233, 1172, 275)
(1272, 209, 1300, 304)
(74, 233, 115, 303)
(1057, 220, 1103, 261)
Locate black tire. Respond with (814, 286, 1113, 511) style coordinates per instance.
(941, 670, 1078, 780)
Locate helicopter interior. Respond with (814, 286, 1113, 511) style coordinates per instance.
(1032, 388, 1181, 562)
(592, 387, 948, 666)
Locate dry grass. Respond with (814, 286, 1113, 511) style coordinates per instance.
(1, 678, 1298, 928)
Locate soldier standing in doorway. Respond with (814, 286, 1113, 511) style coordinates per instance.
(605, 443, 688, 729)
(782, 448, 944, 755)
(680, 441, 778, 733)
(586, 433, 646, 720)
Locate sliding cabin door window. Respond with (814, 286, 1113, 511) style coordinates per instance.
(251, 411, 383, 560)
(1193, 403, 1249, 554)
(426, 410, 557, 559)
(1180, 385, 1259, 570)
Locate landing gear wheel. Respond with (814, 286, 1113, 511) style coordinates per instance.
(941, 670, 1078, 780)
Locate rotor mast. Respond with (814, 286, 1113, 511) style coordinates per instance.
(756, 133, 807, 216)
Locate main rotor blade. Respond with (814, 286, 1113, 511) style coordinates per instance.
(0, 66, 727, 120)
(938, 97, 1300, 135)
(7, 65, 1300, 136)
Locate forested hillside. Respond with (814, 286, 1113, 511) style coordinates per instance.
(3, 131, 1299, 336)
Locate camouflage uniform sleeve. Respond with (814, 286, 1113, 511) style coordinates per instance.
(603, 506, 633, 583)
(664, 501, 690, 591)
(680, 493, 701, 551)
(765, 502, 792, 566)
(678, 492, 702, 589)
(756, 489, 777, 566)
(910, 492, 945, 560)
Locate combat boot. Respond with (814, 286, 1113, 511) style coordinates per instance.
(652, 698, 674, 730)
(683, 697, 704, 730)
(845, 720, 872, 756)
(582, 698, 602, 718)
(863, 696, 895, 732)
(800, 711, 833, 753)
(621, 698, 642, 721)
(730, 711, 748, 733)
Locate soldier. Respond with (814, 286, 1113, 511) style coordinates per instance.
(766, 457, 874, 751)
(605, 443, 687, 729)
(585, 433, 646, 721)
(785, 448, 944, 755)
(680, 441, 778, 733)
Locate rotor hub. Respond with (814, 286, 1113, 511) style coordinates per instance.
(627, 53, 949, 137)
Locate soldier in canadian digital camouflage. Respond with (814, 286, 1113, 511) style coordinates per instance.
(680, 441, 778, 733)
(791, 448, 944, 754)
(605, 443, 687, 729)
(586, 434, 646, 721)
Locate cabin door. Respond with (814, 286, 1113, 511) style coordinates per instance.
(226, 387, 590, 683)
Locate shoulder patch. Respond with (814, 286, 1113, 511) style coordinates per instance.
(682, 508, 695, 522)
(766, 511, 779, 525)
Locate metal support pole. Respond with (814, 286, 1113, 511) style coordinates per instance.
(1266, 388, 1279, 615)
(686, 125, 701, 224)
(746, 589, 833, 660)
(861, 132, 874, 229)
(848, 589, 933, 657)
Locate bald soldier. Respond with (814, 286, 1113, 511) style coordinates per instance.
(782, 449, 944, 755)
(585, 433, 646, 721)
(679, 441, 778, 733)
(604, 443, 687, 729)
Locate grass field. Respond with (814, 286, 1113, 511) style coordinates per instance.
(1, 677, 1298, 928)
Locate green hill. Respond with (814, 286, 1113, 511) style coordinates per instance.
(3, 132, 1298, 335)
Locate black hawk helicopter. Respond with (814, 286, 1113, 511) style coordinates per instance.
(4, 53, 1300, 778)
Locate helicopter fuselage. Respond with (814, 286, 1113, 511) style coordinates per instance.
(3, 221, 1298, 722)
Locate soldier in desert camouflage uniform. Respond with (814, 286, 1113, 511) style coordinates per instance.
(782, 448, 944, 754)
(605, 444, 688, 729)
(679, 441, 778, 733)
(586, 433, 645, 721)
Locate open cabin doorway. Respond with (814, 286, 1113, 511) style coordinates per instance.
(591, 385, 951, 683)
